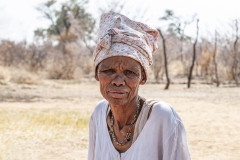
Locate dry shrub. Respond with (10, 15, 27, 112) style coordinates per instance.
(73, 67, 82, 80)
(45, 52, 80, 80)
(46, 63, 67, 79)
(217, 64, 234, 82)
(0, 66, 41, 85)
(45, 64, 82, 80)
(0, 40, 26, 67)
(10, 69, 41, 85)
(168, 60, 185, 77)
(0, 40, 94, 81)
(80, 56, 94, 75)
(0, 66, 11, 81)
(151, 49, 164, 83)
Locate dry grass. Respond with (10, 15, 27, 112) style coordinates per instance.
(0, 79, 240, 160)
(0, 107, 90, 160)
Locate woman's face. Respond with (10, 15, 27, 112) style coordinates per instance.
(96, 56, 146, 106)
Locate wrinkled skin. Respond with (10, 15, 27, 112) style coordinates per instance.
(96, 56, 146, 109)
(95, 56, 147, 152)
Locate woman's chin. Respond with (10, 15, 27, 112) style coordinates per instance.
(107, 97, 129, 106)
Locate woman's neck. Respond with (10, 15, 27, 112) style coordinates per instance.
(109, 98, 138, 130)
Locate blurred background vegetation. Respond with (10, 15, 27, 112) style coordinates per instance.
(0, 0, 239, 89)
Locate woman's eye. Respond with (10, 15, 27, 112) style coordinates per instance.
(102, 69, 114, 74)
(125, 70, 135, 75)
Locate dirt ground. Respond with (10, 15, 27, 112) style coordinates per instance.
(0, 78, 240, 160)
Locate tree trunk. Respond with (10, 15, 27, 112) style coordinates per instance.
(233, 20, 239, 86)
(213, 30, 220, 87)
(158, 29, 170, 89)
(187, 19, 199, 88)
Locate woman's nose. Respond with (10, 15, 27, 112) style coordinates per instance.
(112, 74, 125, 86)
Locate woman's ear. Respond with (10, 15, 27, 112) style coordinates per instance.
(140, 69, 147, 85)
(95, 66, 99, 81)
(95, 74, 99, 81)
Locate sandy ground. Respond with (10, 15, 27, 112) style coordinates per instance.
(0, 79, 240, 160)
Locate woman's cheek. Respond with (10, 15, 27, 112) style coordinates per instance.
(100, 83, 109, 97)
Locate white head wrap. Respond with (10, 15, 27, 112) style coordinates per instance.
(93, 11, 159, 80)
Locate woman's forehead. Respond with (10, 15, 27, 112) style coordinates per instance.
(99, 56, 141, 68)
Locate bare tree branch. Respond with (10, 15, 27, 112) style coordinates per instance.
(188, 19, 199, 88)
(158, 28, 170, 89)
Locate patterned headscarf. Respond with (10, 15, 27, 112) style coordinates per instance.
(93, 11, 159, 79)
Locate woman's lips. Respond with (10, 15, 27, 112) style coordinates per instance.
(108, 90, 128, 98)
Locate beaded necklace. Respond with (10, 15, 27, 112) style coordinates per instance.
(109, 97, 141, 146)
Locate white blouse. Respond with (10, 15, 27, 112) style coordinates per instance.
(88, 100, 191, 160)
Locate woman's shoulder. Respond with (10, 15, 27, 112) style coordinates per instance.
(148, 100, 182, 122)
(149, 100, 173, 113)
(95, 99, 108, 108)
(91, 99, 108, 118)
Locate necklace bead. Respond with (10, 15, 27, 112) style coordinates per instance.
(109, 97, 141, 146)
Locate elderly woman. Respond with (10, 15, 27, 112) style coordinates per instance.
(88, 11, 191, 160)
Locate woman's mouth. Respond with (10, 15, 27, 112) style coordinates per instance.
(108, 91, 128, 98)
